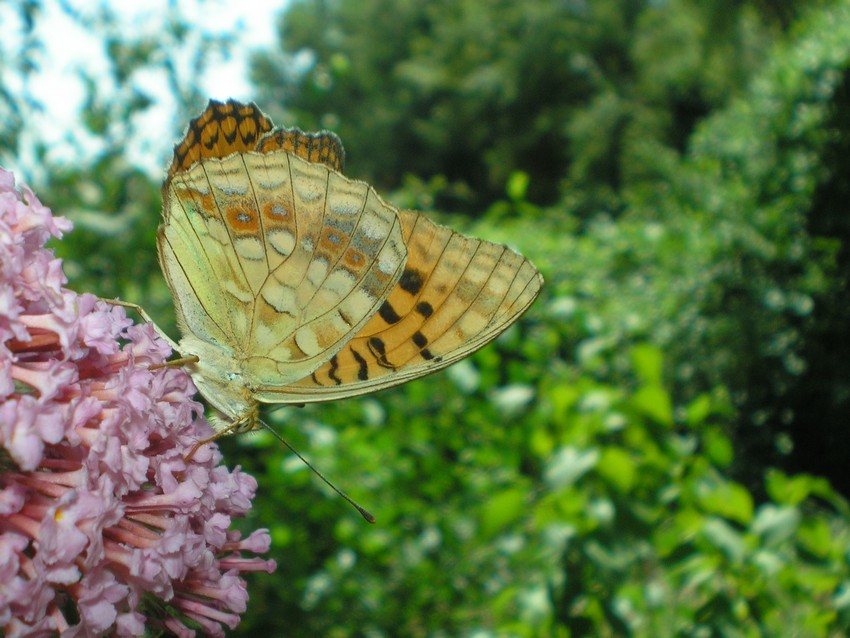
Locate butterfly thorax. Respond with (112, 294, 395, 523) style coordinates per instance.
(179, 333, 258, 429)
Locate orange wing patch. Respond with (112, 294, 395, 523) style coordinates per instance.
(168, 100, 274, 177)
(284, 209, 542, 399)
(167, 99, 345, 179)
(257, 128, 346, 173)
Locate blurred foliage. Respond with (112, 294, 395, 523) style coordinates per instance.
(6, 0, 850, 636)
(0, 0, 238, 325)
(253, 0, 786, 213)
(228, 331, 850, 637)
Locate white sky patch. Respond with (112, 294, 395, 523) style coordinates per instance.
(1, 0, 290, 181)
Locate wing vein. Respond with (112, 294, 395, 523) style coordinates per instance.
(160, 217, 233, 342)
(201, 160, 253, 295)
(298, 211, 404, 360)
(242, 153, 266, 342)
(293, 176, 370, 313)
(385, 238, 492, 364)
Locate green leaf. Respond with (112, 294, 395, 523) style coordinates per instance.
(685, 393, 712, 426)
(697, 479, 754, 525)
(752, 504, 800, 545)
(702, 517, 746, 562)
(765, 470, 814, 506)
(480, 487, 527, 539)
(630, 343, 664, 385)
(506, 170, 530, 201)
(630, 384, 673, 427)
(703, 429, 734, 467)
(596, 446, 636, 492)
(797, 516, 832, 559)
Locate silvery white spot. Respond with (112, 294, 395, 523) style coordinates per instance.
(294, 326, 321, 356)
(223, 279, 253, 304)
(268, 230, 296, 256)
(544, 446, 599, 489)
(340, 289, 375, 318)
(329, 199, 362, 217)
(360, 209, 391, 240)
(325, 268, 357, 295)
(261, 284, 298, 316)
(377, 245, 402, 275)
(307, 259, 328, 286)
(489, 383, 535, 415)
(234, 236, 264, 260)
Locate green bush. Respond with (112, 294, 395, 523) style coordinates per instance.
(228, 332, 850, 636)
(255, 0, 779, 212)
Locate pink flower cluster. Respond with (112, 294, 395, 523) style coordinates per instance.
(0, 168, 275, 637)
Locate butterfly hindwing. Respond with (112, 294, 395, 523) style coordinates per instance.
(240, 152, 407, 386)
(168, 100, 275, 177)
(161, 142, 407, 389)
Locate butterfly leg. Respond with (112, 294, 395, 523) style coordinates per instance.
(184, 410, 256, 462)
(100, 297, 181, 352)
(184, 430, 225, 463)
(149, 356, 200, 370)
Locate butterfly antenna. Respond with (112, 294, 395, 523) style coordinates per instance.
(258, 419, 376, 524)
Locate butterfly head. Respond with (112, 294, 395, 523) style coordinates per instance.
(176, 333, 257, 430)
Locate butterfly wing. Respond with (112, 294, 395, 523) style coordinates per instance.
(160, 99, 540, 414)
(252, 208, 542, 403)
(167, 99, 345, 175)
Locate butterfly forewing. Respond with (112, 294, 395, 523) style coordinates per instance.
(168, 100, 275, 176)
(257, 209, 542, 402)
(160, 171, 246, 349)
(158, 99, 541, 425)
(257, 127, 346, 173)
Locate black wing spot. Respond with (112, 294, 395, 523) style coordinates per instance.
(351, 348, 369, 381)
(415, 301, 433, 318)
(399, 269, 425, 295)
(378, 301, 401, 324)
(339, 308, 353, 327)
(412, 332, 435, 360)
(223, 127, 238, 144)
(368, 336, 386, 355)
(368, 336, 395, 369)
(328, 354, 342, 385)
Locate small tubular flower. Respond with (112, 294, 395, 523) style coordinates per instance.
(0, 168, 275, 637)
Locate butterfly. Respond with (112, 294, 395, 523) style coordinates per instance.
(148, 99, 542, 442)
